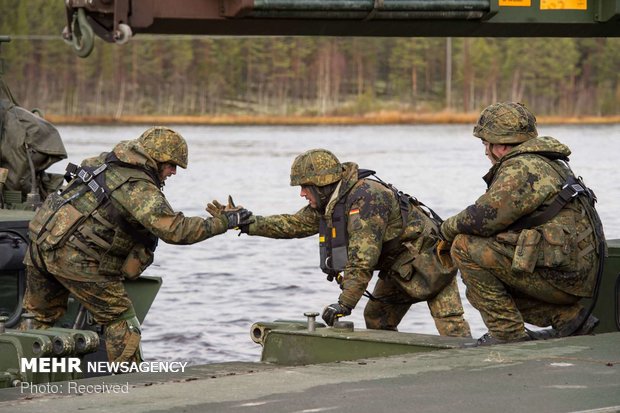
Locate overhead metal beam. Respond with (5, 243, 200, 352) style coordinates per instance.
(62, 0, 620, 57)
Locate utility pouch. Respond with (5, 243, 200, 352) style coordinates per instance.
(108, 230, 134, 256)
(390, 242, 416, 281)
(538, 223, 576, 270)
(389, 239, 457, 300)
(28, 192, 64, 239)
(30, 194, 86, 252)
(121, 244, 154, 280)
(511, 229, 541, 273)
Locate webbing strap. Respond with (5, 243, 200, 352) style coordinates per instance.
(78, 225, 112, 251)
(576, 227, 593, 244)
(509, 175, 588, 232)
(63, 162, 109, 203)
(63, 158, 158, 252)
(90, 209, 115, 230)
(578, 244, 595, 259)
(69, 235, 101, 260)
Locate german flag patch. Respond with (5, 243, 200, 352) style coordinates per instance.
(349, 208, 360, 215)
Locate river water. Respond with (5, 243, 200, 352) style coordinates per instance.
(52, 124, 620, 365)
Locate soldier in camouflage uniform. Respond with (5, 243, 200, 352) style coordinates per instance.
(440, 102, 605, 345)
(22, 127, 252, 362)
(229, 149, 471, 336)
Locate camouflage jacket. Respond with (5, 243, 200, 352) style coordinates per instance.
(441, 136, 600, 296)
(249, 162, 408, 309)
(442, 136, 578, 239)
(101, 140, 227, 245)
(29, 139, 227, 280)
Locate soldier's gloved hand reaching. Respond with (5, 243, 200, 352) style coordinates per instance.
(321, 302, 351, 326)
(224, 209, 253, 229)
(206, 195, 254, 230)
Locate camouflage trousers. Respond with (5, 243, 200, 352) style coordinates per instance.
(364, 276, 471, 337)
(451, 234, 583, 341)
(21, 257, 142, 363)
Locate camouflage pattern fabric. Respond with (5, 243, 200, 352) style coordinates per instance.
(290, 148, 343, 187)
(137, 126, 188, 168)
(22, 262, 142, 362)
(441, 135, 599, 341)
(0, 98, 67, 205)
(364, 277, 471, 337)
(250, 161, 470, 337)
(28, 139, 228, 282)
(473, 102, 538, 144)
(451, 234, 583, 341)
(22, 133, 228, 361)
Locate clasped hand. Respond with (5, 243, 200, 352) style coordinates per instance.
(206, 195, 253, 230)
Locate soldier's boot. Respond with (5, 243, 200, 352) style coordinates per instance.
(555, 307, 599, 337)
(525, 328, 558, 341)
(476, 332, 531, 346)
(527, 306, 599, 340)
(104, 315, 143, 363)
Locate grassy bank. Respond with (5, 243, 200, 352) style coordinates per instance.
(45, 112, 620, 126)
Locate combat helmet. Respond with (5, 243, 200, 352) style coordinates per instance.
(473, 102, 538, 144)
(138, 126, 188, 168)
(290, 149, 343, 187)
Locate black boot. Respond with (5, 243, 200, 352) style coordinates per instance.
(526, 328, 558, 340)
(476, 332, 531, 346)
(557, 309, 599, 337)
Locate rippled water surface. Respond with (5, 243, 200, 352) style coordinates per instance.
(53, 124, 620, 364)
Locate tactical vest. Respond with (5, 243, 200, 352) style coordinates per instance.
(318, 169, 441, 279)
(498, 153, 606, 298)
(28, 152, 159, 277)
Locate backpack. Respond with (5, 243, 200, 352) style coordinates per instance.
(0, 99, 67, 209)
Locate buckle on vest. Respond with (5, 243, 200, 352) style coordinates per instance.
(562, 181, 585, 198)
(87, 180, 100, 193)
(77, 169, 93, 183)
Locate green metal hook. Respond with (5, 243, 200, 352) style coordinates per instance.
(71, 8, 95, 58)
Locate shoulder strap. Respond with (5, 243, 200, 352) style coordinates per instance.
(363, 170, 443, 224)
(508, 155, 594, 232)
(62, 154, 159, 251)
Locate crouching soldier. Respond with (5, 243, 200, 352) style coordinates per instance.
(440, 102, 606, 345)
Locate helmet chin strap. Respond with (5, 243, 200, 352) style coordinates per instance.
(488, 143, 501, 163)
(156, 163, 166, 189)
(309, 182, 339, 212)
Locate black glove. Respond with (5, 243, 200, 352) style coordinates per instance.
(322, 303, 351, 326)
(224, 208, 253, 230)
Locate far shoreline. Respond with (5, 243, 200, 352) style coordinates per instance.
(44, 112, 620, 126)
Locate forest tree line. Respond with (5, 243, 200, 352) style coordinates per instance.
(1, 1, 619, 118)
